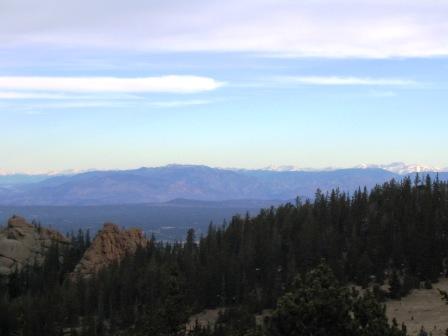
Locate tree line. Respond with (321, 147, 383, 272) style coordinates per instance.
(1, 175, 447, 335)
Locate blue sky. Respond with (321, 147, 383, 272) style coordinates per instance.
(1, 0, 448, 173)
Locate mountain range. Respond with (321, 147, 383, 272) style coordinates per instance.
(263, 162, 446, 174)
(0, 163, 446, 206)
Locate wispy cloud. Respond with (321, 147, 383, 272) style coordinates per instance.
(0, 76, 224, 94)
(0, 99, 213, 113)
(0, 92, 69, 99)
(0, 91, 144, 100)
(275, 76, 418, 86)
(0, 0, 447, 58)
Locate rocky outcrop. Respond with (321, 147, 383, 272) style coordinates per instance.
(70, 223, 147, 279)
(0, 215, 69, 275)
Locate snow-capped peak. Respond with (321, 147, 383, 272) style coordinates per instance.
(0, 168, 94, 176)
(263, 165, 302, 172)
(356, 162, 444, 175)
(262, 165, 336, 172)
(263, 162, 447, 175)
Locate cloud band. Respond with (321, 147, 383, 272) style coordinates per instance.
(0, 76, 224, 93)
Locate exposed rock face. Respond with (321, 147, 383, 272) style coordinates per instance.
(0, 215, 69, 275)
(71, 223, 147, 279)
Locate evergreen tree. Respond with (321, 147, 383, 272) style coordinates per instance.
(269, 263, 406, 336)
(389, 270, 402, 299)
(6, 175, 448, 335)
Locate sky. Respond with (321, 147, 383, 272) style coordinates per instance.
(1, 0, 448, 173)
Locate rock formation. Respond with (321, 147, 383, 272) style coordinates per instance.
(0, 215, 69, 275)
(70, 223, 147, 279)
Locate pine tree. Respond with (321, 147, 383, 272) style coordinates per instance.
(269, 263, 407, 336)
(389, 270, 402, 299)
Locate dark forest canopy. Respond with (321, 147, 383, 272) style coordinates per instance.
(1, 174, 448, 335)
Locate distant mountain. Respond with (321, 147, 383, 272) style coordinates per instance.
(0, 164, 420, 206)
(0, 174, 52, 185)
(261, 165, 338, 172)
(0, 169, 93, 185)
(355, 162, 446, 175)
(261, 162, 447, 175)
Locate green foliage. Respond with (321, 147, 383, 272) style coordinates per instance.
(4, 175, 448, 335)
(388, 271, 402, 299)
(138, 268, 189, 336)
(0, 297, 20, 336)
(269, 263, 407, 336)
(372, 284, 387, 302)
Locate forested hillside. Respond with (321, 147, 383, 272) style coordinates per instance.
(1, 174, 447, 335)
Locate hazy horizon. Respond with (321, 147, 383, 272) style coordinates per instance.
(1, 161, 447, 176)
(1, 0, 447, 172)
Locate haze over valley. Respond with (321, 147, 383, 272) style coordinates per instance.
(1, 163, 446, 240)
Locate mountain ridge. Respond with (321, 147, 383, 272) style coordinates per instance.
(1, 162, 447, 179)
(0, 164, 446, 206)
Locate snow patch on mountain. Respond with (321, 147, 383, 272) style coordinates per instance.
(262, 165, 335, 172)
(263, 162, 448, 174)
(356, 162, 445, 175)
